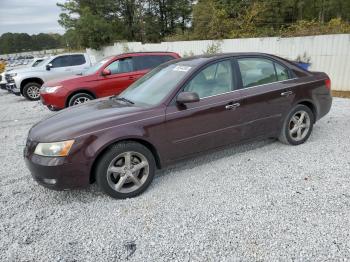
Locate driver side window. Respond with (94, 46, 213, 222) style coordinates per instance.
(106, 57, 134, 74)
(183, 60, 234, 99)
(51, 56, 70, 68)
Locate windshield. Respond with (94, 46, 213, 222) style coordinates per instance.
(34, 58, 50, 67)
(83, 57, 110, 75)
(118, 63, 193, 106)
(31, 59, 44, 67)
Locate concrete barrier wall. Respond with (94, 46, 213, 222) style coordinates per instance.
(87, 34, 350, 91)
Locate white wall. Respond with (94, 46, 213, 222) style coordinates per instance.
(87, 34, 350, 91)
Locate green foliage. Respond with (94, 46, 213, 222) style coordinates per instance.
(281, 18, 350, 37)
(203, 41, 222, 55)
(0, 33, 63, 54)
(1, 0, 350, 53)
(191, 0, 350, 40)
(57, 0, 195, 49)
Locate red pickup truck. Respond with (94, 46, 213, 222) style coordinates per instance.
(40, 52, 180, 110)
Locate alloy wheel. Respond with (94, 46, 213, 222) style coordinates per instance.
(106, 151, 150, 194)
(288, 110, 311, 142)
(73, 97, 91, 105)
(27, 85, 40, 99)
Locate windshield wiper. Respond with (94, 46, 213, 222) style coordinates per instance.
(112, 96, 134, 105)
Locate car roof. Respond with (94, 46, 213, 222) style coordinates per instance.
(109, 52, 179, 60)
(53, 53, 86, 58)
(169, 52, 290, 67)
(121, 51, 178, 56)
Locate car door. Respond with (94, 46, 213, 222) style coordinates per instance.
(234, 56, 295, 139)
(96, 57, 140, 97)
(164, 59, 246, 161)
(46, 55, 72, 81)
(67, 54, 90, 74)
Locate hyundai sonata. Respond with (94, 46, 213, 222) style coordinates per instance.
(24, 53, 332, 199)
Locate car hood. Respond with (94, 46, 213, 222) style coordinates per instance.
(9, 66, 44, 74)
(44, 74, 93, 87)
(29, 98, 161, 142)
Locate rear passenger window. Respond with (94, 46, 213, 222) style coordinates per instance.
(237, 58, 290, 88)
(134, 55, 175, 71)
(69, 55, 86, 66)
(275, 63, 289, 81)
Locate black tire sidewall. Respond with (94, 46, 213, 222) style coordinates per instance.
(23, 82, 41, 101)
(95, 142, 156, 199)
(283, 105, 314, 145)
(68, 93, 94, 107)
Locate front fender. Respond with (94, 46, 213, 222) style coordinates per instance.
(80, 123, 165, 175)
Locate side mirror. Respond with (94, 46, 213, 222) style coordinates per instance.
(176, 92, 200, 104)
(102, 68, 111, 76)
(46, 63, 52, 71)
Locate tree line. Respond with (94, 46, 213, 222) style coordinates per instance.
(58, 0, 350, 49)
(0, 33, 64, 55)
(1, 0, 350, 54)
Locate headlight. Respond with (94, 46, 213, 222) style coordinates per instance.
(34, 140, 75, 157)
(9, 73, 17, 77)
(41, 85, 62, 94)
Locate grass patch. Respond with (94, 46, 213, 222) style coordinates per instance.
(332, 91, 350, 99)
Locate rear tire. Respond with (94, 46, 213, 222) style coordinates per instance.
(68, 93, 94, 107)
(95, 142, 156, 199)
(23, 82, 41, 101)
(279, 104, 314, 145)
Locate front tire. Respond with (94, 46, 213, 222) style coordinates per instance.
(95, 142, 156, 199)
(68, 93, 94, 107)
(279, 104, 314, 145)
(23, 82, 41, 101)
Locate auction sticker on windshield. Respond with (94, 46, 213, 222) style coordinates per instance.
(173, 66, 192, 72)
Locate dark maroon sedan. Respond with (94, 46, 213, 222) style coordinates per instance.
(24, 53, 332, 199)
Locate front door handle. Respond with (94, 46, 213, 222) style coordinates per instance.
(281, 91, 293, 97)
(225, 103, 240, 110)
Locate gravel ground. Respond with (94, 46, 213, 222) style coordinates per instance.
(0, 91, 349, 261)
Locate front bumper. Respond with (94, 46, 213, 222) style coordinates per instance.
(24, 144, 91, 190)
(6, 83, 20, 95)
(40, 92, 67, 110)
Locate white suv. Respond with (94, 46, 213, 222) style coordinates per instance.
(6, 53, 92, 100)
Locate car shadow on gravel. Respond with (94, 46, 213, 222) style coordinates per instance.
(157, 138, 276, 178)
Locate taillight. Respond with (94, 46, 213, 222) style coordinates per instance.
(325, 78, 331, 90)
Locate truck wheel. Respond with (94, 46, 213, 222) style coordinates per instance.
(23, 82, 41, 101)
(68, 93, 94, 107)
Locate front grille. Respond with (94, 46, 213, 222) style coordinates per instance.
(0, 74, 2, 82)
(5, 74, 14, 83)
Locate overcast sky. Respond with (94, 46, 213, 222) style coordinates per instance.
(0, 0, 65, 35)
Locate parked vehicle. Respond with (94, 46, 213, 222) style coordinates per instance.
(24, 53, 332, 199)
(0, 72, 5, 90)
(5, 53, 92, 100)
(40, 52, 180, 111)
(1, 57, 46, 91)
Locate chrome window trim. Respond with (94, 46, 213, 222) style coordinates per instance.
(199, 78, 298, 100)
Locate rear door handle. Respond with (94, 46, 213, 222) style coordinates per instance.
(281, 91, 293, 97)
(225, 103, 240, 110)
